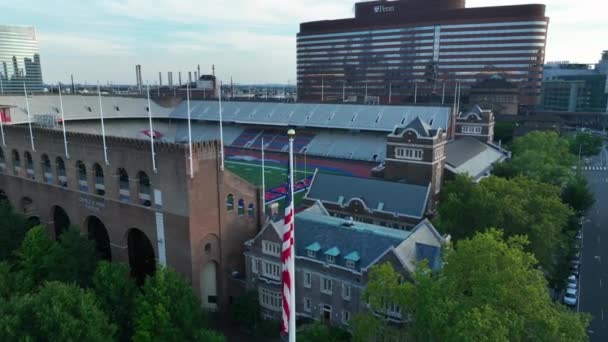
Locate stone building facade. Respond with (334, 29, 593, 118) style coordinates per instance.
(0, 125, 261, 312)
(454, 105, 495, 143)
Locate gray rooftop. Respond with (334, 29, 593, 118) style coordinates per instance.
(445, 137, 509, 180)
(306, 172, 430, 218)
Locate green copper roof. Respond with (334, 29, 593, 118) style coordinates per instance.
(305, 242, 321, 252)
(344, 251, 360, 262)
(324, 246, 341, 257)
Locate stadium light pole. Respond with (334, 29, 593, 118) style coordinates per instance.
(261, 137, 265, 215)
(58, 83, 69, 159)
(98, 82, 108, 165)
(23, 83, 35, 152)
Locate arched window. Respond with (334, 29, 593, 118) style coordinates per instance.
(0, 147, 5, 172)
(137, 171, 151, 207)
(238, 199, 244, 216)
(93, 163, 105, 196)
(226, 194, 234, 211)
(24, 152, 34, 179)
(56, 157, 67, 187)
(41, 154, 52, 184)
(76, 161, 88, 192)
(248, 203, 255, 219)
(12, 150, 21, 176)
(117, 168, 130, 202)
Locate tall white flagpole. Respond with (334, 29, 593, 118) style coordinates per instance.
(146, 84, 157, 173)
(442, 82, 446, 105)
(261, 137, 265, 216)
(98, 83, 109, 165)
(414, 82, 418, 104)
(342, 81, 345, 102)
(456, 82, 461, 115)
(187, 83, 194, 178)
(58, 83, 69, 158)
(287, 128, 296, 342)
(218, 81, 225, 171)
(388, 81, 392, 104)
(23, 83, 35, 151)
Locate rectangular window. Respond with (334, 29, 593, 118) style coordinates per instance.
(326, 255, 335, 264)
(307, 250, 316, 258)
(346, 260, 355, 269)
(251, 257, 258, 274)
(262, 241, 281, 257)
(395, 147, 423, 161)
(304, 298, 312, 312)
(304, 271, 312, 288)
(262, 261, 281, 281)
(321, 277, 333, 295)
(342, 310, 351, 325)
(386, 302, 402, 318)
(259, 288, 281, 311)
(342, 283, 351, 300)
(462, 125, 482, 134)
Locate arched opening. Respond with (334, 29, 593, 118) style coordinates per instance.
(19, 197, 38, 224)
(226, 194, 234, 211)
(0, 147, 5, 172)
(137, 171, 151, 207)
(11, 150, 20, 176)
(86, 216, 112, 261)
(93, 163, 105, 196)
(76, 161, 88, 192)
(248, 203, 255, 219)
(56, 157, 67, 187)
(52, 205, 71, 239)
(200, 261, 218, 310)
(237, 199, 244, 216)
(41, 154, 53, 184)
(24, 152, 34, 179)
(127, 228, 156, 285)
(117, 168, 130, 202)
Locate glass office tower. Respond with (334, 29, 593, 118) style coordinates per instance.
(297, 0, 548, 105)
(0, 25, 43, 94)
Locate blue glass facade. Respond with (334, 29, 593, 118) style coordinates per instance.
(0, 25, 43, 94)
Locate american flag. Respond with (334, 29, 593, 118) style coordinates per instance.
(281, 150, 295, 336)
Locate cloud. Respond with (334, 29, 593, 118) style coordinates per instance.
(39, 32, 133, 57)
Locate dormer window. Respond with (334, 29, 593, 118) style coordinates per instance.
(308, 250, 316, 258)
(324, 247, 340, 264)
(344, 251, 360, 269)
(326, 255, 335, 263)
(346, 260, 355, 268)
(306, 242, 321, 259)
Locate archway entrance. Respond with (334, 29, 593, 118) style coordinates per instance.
(87, 216, 112, 261)
(127, 228, 156, 285)
(200, 261, 218, 311)
(19, 197, 39, 226)
(51, 206, 70, 239)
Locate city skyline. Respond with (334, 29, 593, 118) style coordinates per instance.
(1, 0, 605, 85)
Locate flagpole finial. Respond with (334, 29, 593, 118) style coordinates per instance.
(287, 129, 296, 138)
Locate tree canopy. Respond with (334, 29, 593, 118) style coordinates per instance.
(353, 230, 590, 342)
(568, 132, 603, 157)
(437, 175, 572, 272)
(0, 201, 34, 262)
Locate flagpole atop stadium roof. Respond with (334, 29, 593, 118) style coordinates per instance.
(97, 82, 109, 165)
(187, 83, 194, 179)
(58, 82, 69, 159)
(146, 84, 157, 173)
(218, 80, 225, 171)
(23, 83, 35, 151)
(261, 137, 265, 215)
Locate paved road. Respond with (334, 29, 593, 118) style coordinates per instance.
(579, 148, 608, 341)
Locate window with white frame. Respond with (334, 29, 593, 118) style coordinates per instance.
(262, 261, 281, 280)
(326, 255, 335, 264)
(251, 257, 258, 274)
(321, 277, 333, 295)
(462, 125, 482, 134)
(262, 240, 281, 257)
(346, 260, 355, 269)
(342, 310, 351, 325)
(304, 271, 312, 288)
(394, 147, 423, 161)
(303, 297, 312, 312)
(433, 147, 444, 160)
(386, 302, 402, 318)
(259, 288, 281, 311)
(307, 250, 316, 258)
(342, 283, 351, 300)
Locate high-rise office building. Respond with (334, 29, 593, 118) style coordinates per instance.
(297, 0, 548, 105)
(135, 64, 142, 92)
(0, 25, 43, 93)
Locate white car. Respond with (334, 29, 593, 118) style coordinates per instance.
(567, 282, 578, 290)
(567, 275, 577, 284)
(564, 292, 577, 306)
(576, 231, 583, 240)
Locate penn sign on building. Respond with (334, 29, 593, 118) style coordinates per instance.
(297, 0, 549, 105)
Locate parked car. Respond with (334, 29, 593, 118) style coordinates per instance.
(567, 282, 578, 290)
(576, 231, 583, 240)
(564, 292, 577, 306)
(567, 275, 577, 284)
(571, 266, 579, 277)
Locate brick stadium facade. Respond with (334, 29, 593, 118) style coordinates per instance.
(297, 0, 548, 105)
(0, 125, 261, 312)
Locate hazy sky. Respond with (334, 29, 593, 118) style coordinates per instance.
(2, 0, 606, 85)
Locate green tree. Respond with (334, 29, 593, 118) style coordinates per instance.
(93, 261, 138, 341)
(354, 230, 590, 342)
(493, 121, 516, 146)
(568, 132, 603, 157)
(437, 175, 572, 272)
(562, 175, 595, 214)
(298, 321, 350, 342)
(0, 201, 34, 262)
(14, 226, 57, 290)
(49, 227, 99, 287)
(133, 266, 224, 342)
(0, 281, 115, 342)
